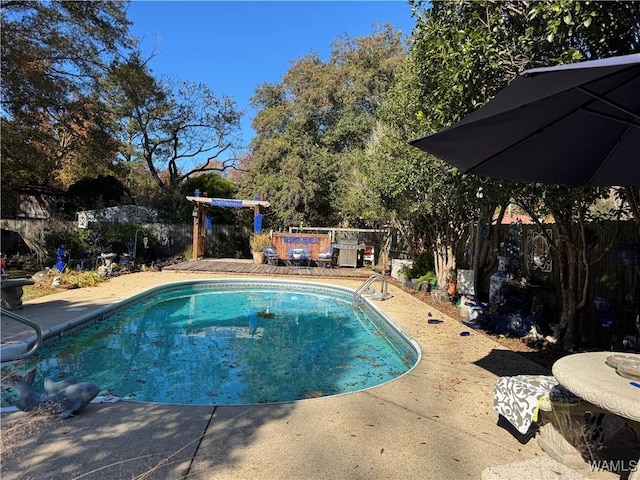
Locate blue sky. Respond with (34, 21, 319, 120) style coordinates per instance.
(125, 1, 416, 151)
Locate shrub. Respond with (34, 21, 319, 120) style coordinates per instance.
(56, 270, 104, 288)
(407, 252, 435, 279)
(249, 232, 272, 252)
(416, 271, 438, 291)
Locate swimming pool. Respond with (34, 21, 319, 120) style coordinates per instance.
(2, 279, 420, 406)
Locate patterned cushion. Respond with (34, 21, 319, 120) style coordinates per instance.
(493, 375, 559, 434)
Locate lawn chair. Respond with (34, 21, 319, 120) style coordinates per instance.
(316, 247, 333, 268)
(263, 246, 279, 266)
(287, 246, 308, 267)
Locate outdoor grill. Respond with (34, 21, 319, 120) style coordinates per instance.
(335, 238, 366, 268)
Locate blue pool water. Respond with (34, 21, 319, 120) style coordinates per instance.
(2, 280, 419, 406)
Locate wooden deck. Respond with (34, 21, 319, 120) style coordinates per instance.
(162, 259, 374, 279)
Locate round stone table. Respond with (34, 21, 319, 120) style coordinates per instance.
(552, 351, 640, 480)
(552, 351, 640, 423)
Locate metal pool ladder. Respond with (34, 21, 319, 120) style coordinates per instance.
(0, 307, 43, 362)
(353, 273, 389, 305)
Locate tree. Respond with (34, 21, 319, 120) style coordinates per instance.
(512, 185, 617, 347)
(373, 2, 519, 287)
(1, 1, 132, 216)
(239, 25, 408, 229)
(378, 0, 640, 347)
(170, 173, 239, 223)
(103, 55, 243, 199)
(507, 1, 640, 348)
(67, 175, 132, 211)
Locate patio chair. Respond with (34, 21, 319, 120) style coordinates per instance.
(263, 246, 279, 266)
(316, 247, 333, 268)
(287, 246, 308, 267)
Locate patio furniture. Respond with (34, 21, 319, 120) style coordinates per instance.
(493, 372, 631, 470)
(493, 374, 586, 432)
(286, 246, 309, 267)
(1, 278, 35, 310)
(363, 245, 375, 265)
(539, 352, 640, 475)
(316, 247, 333, 268)
(263, 246, 279, 266)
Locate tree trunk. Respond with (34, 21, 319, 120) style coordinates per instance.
(378, 232, 393, 274)
(473, 204, 505, 300)
(434, 239, 455, 290)
(472, 221, 482, 298)
(554, 218, 589, 350)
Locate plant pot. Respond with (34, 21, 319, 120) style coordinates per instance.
(252, 252, 265, 264)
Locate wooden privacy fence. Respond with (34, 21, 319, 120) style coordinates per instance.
(474, 220, 640, 344)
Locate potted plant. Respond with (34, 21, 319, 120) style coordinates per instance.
(447, 268, 457, 298)
(249, 232, 272, 264)
(416, 271, 438, 292)
(397, 265, 414, 288)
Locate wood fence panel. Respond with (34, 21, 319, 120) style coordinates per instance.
(271, 232, 332, 261)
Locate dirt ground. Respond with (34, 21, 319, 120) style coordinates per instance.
(388, 278, 570, 372)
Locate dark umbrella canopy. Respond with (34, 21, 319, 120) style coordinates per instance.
(409, 54, 640, 186)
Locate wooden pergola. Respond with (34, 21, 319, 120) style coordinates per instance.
(187, 196, 270, 259)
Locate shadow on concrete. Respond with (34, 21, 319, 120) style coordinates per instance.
(473, 348, 552, 377)
(1, 401, 296, 479)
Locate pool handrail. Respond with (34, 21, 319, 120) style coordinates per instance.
(353, 273, 389, 305)
(0, 307, 43, 362)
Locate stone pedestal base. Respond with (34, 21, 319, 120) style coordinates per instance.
(1, 279, 34, 310)
(537, 423, 587, 469)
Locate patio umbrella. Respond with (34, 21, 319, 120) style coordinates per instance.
(409, 53, 640, 186)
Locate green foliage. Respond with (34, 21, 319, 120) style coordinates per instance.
(173, 174, 239, 223)
(375, 0, 639, 264)
(399, 0, 640, 348)
(249, 232, 272, 252)
(416, 271, 438, 291)
(42, 224, 159, 268)
(408, 252, 435, 279)
(240, 25, 408, 228)
(206, 233, 243, 259)
(182, 174, 236, 200)
(43, 229, 93, 264)
(1, 1, 131, 207)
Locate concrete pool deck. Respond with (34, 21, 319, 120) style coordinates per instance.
(1, 271, 614, 479)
